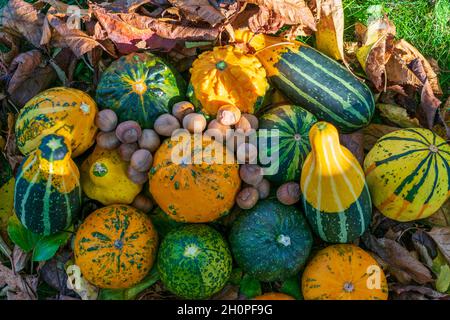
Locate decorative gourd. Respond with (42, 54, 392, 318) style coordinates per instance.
(229, 199, 313, 282)
(258, 104, 317, 184)
(300, 122, 372, 243)
(80, 146, 142, 205)
(14, 135, 81, 235)
(96, 52, 186, 129)
(0, 153, 14, 240)
(157, 224, 232, 299)
(253, 293, 295, 300)
(364, 128, 450, 222)
(15, 87, 98, 157)
(149, 134, 241, 223)
(187, 46, 269, 117)
(302, 244, 388, 300)
(234, 30, 374, 133)
(74, 205, 158, 289)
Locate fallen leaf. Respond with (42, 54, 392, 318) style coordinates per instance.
(0, 0, 45, 48)
(0, 31, 20, 66)
(377, 103, 421, 128)
(363, 234, 433, 284)
(97, 0, 155, 13)
(40, 251, 74, 296)
(435, 264, 450, 293)
(11, 246, 29, 273)
(407, 58, 442, 129)
(248, 5, 284, 33)
(362, 124, 400, 151)
(168, 0, 225, 26)
(0, 262, 38, 300)
(428, 227, 450, 265)
(339, 130, 364, 166)
(211, 285, 239, 300)
(6, 50, 56, 107)
(66, 263, 99, 300)
(390, 284, 450, 300)
(426, 199, 450, 227)
(314, 0, 344, 61)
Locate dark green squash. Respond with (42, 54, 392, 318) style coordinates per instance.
(229, 199, 313, 282)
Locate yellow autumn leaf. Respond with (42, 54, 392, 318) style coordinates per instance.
(315, 0, 344, 61)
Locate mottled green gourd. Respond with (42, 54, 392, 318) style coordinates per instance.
(229, 199, 313, 282)
(258, 104, 317, 184)
(157, 224, 232, 299)
(96, 52, 186, 128)
(14, 135, 81, 235)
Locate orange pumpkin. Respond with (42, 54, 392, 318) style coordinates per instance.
(74, 205, 158, 289)
(253, 293, 295, 300)
(149, 134, 241, 223)
(302, 244, 388, 300)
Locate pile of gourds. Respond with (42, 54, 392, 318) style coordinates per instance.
(8, 29, 449, 301)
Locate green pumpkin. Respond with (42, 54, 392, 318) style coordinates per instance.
(258, 104, 317, 184)
(157, 224, 232, 299)
(14, 135, 81, 235)
(96, 52, 186, 129)
(229, 199, 313, 282)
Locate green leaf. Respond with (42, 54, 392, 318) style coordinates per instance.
(7, 215, 41, 252)
(280, 274, 302, 300)
(185, 41, 213, 49)
(99, 265, 160, 300)
(32, 226, 73, 262)
(239, 274, 261, 299)
(436, 265, 450, 293)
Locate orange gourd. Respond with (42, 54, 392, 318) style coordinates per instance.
(302, 244, 388, 300)
(74, 205, 158, 289)
(149, 134, 241, 223)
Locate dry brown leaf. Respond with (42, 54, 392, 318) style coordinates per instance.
(211, 284, 239, 300)
(248, 0, 316, 29)
(0, 263, 38, 300)
(391, 284, 450, 300)
(248, 5, 284, 33)
(0, 0, 45, 48)
(362, 123, 400, 151)
(0, 31, 20, 66)
(46, 14, 102, 57)
(426, 199, 450, 227)
(428, 227, 450, 265)
(97, 0, 154, 13)
(12, 246, 29, 273)
(168, 0, 225, 26)
(6, 50, 56, 107)
(363, 234, 433, 284)
(339, 131, 364, 166)
(407, 58, 442, 129)
(314, 0, 344, 61)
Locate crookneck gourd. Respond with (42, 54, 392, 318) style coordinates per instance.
(80, 146, 142, 205)
(364, 128, 450, 222)
(74, 204, 158, 289)
(302, 244, 388, 300)
(188, 45, 270, 117)
(300, 122, 372, 243)
(15, 87, 98, 157)
(149, 134, 241, 223)
(14, 134, 81, 235)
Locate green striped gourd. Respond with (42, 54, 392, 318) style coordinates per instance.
(96, 52, 186, 129)
(14, 135, 81, 235)
(157, 224, 232, 299)
(364, 128, 450, 222)
(229, 199, 313, 281)
(235, 30, 375, 133)
(258, 104, 317, 184)
(300, 122, 372, 243)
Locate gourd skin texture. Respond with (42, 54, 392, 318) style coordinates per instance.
(253, 293, 295, 300)
(364, 128, 450, 222)
(229, 199, 313, 282)
(188, 46, 269, 116)
(96, 52, 186, 128)
(157, 224, 232, 299)
(0, 153, 15, 240)
(301, 122, 372, 243)
(14, 135, 81, 235)
(302, 244, 388, 300)
(15, 87, 98, 157)
(233, 30, 374, 133)
(258, 104, 317, 184)
(80, 146, 142, 205)
(74, 205, 158, 289)
(149, 135, 241, 223)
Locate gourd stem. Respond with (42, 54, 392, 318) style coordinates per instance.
(255, 42, 297, 54)
(277, 234, 291, 247)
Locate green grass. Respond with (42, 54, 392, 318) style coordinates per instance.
(343, 0, 449, 93)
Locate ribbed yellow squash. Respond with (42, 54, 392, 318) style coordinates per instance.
(188, 45, 269, 116)
(15, 87, 98, 157)
(364, 128, 450, 221)
(300, 122, 372, 243)
(80, 146, 142, 205)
